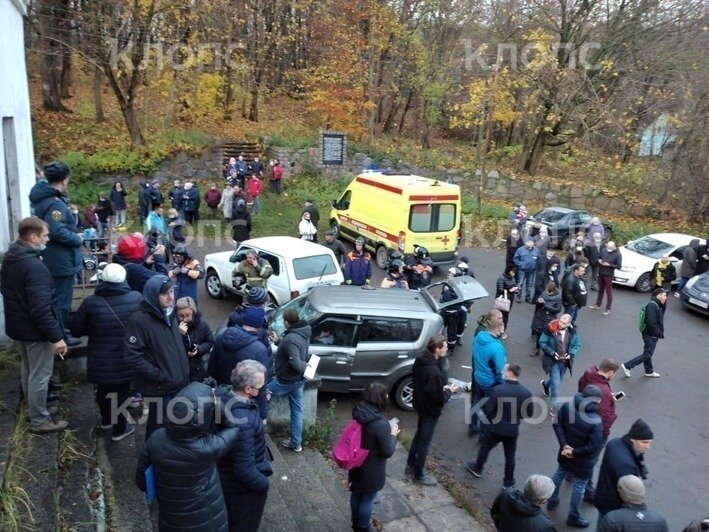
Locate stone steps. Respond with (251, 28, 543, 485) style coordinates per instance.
(222, 141, 262, 176)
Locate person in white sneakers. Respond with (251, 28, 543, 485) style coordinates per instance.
(621, 288, 666, 378)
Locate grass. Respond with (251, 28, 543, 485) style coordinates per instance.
(0, 405, 34, 530)
(303, 398, 337, 452)
(58, 430, 90, 470)
(0, 348, 20, 379)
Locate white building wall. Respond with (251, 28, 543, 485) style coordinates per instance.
(0, 0, 36, 344)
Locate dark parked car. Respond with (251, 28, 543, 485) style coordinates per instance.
(680, 272, 709, 317)
(526, 207, 613, 249)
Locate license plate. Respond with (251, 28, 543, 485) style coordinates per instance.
(689, 297, 708, 309)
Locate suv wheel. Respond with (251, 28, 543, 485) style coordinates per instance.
(205, 270, 225, 299)
(375, 245, 389, 270)
(393, 376, 415, 412)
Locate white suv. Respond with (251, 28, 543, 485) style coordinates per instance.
(204, 236, 344, 306)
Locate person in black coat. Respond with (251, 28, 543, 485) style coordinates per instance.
(217, 360, 272, 532)
(531, 282, 562, 356)
(182, 181, 200, 224)
(137, 381, 239, 532)
(168, 179, 184, 212)
(110, 181, 128, 226)
(124, 275, 189, 439)
(138, 182, 151, 221)
(406, 336, 457, 486)
(348, 383, 398, 532)
(231, 198, 252, 245)
(496, 265, 520, 333)
(70, 264, 142, 441)
(534, 249, 561, 300)
(622, 288, 667, 378)
(505, 228, 523, 270)
(465, 363, 533, 489)
(174, 297, 214, 383)
(491, 474, 557, 532)
(562, 263, 588, 326)
(547, 385, 604, 528)
(594, 419, 654, 518)
(209, 317, 272, 420)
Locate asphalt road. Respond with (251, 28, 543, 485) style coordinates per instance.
(191, 237, 708, 531)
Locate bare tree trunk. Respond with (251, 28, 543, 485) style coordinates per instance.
(60, 46, 72, 98)
(38, 0, 71, 111)
(398, 89, 413, 134)
(382, 100, 400, 134)
(93, 64, 105, 122)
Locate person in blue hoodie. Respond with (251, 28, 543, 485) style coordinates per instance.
(469, 319, 507, 436)
(513, 238, 540, 303)
(29, 161, 83, 343)
(209, 317, 273, 420)
(124, 275, 189, 439)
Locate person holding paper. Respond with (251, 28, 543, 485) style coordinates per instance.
(267, 308, 312, 453)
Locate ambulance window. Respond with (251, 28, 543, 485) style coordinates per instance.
(409, 204, 432, 232)
(335, 190, 351, 210)
(438, 204, 456, 231)
(408, 204, 456, 232)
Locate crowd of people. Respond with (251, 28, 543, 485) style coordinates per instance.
(2, 161, 707, 532)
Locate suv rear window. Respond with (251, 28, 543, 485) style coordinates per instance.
(292, 255, 338, 280)
(409, 204, 456, 232)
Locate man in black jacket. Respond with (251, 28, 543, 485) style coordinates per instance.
(465, 363, 533, 489)
(621, 288, 666, 378)
(406, 336, 458, 486)
(1, 218, 68, 434)
(598, 475, 668, 531)
(267, 308, 311, 453)
(491, 474, 557, 532)
(588, 241, 622, 315)
(594, 419, 654, 519)
(505, 228, 523, 270)
(583, 232, 604, 291)
(563, 263, 587, 326)
(124, 274, 189, 439)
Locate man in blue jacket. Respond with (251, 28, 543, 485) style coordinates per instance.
(547, 385, 604, 528)
(1, 218, 68, 434)
(29, 161, 83, 345)
(513, 238, 539, 303)
(470, 319, 507, 435)
(465, 363, 533, 489)
(344, 238, 372, 286)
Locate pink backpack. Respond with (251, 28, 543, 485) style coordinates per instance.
(332, 420, 369, 470)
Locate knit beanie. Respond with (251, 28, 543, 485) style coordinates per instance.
(628, 418, 654, 440)
(617, 475, 645, 503)
(101, 263, 126, 284)
(242, 306, 265, 328)
(246, 286, 268, 306)
(651, 287, 666, 298)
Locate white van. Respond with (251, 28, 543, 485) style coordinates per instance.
(204, 236, 344, 306)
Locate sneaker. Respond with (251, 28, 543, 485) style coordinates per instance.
(281, 439, 303, 453)
(48, 381, 64, 392)
(30, 419, 68, 434)
(566, 516, 590, 528)
(603, 309, 612, 316)
(620, 364, 631, 378)
(465, 461, 482, 478)
(413, 474, 438, 486)
(404, 465, 413, 477)
(111, 425, 136, 441)
(644, 372, 661, 378)
(541, 380, 549, 397)
(588, 305, 600, 310)
(46, 392, 61, 403)
(99, 423, 112, 430)
(674, 292, 680, 299)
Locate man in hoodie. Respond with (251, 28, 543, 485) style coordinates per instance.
(621, 288, 666, 378)
(514, 238, 539, 303)
(539, 314, 580, 411)
(1, 218, 68, 434)
(114, 234, 169, 294)
(491, 474, 557, 532)
(465, 363, 533, 489)
(267, 308, 312, 453)
(29, 161, 83, 345)
(534, 248, 561, 300)
(594, 419, 654, 519)
(588, 241, 622, 315)
(676, 238, 700, 297)
(124, 275, 189, 439)
(547, 385, 604, 528)
(469, 319, 507, 435)
(168, 244, 205, 301)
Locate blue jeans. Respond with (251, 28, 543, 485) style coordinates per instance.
(518, 270, 536, 300)
(548, 465, 588, 521)
(677, 276, 690, 293)
(268, 378, 304, 447)
(53, 275, 75, 336)
(407, 414, 439, 478)
(543, 363, 566, 409)
(350, 490, 377, 528)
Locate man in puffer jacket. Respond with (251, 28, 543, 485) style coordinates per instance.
(124, 275, 189, 439)
(137, 382, 239, 532)
(218, 360, 272, 532)
(491, 474, 557, 531)
(70, 264, 142, 441)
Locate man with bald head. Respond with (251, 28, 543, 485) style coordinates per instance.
(589, 240, 622, 316)
(598, 475, 668, 531)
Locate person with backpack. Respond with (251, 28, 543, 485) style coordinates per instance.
(621, 288, 667, 379)
(346, 383, 398, 532)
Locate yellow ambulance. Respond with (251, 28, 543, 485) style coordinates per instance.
(329, 172, 462, 268)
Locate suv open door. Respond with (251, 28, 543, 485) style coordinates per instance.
(420, 276, 489, 312)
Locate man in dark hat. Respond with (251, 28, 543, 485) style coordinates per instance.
(29, 161, 83, 346)
(124, 275, 189, 439)
(594, 419, 655, 520)
(321, 229, 346, 266)
(621, 288, 667, 378)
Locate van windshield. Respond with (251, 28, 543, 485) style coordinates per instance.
(293, 255, 338, 280)
(409, 203, 456, 232)
(268, 296, 321, 336)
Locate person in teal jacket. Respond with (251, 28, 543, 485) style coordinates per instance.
(470, 321, 507, 435)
